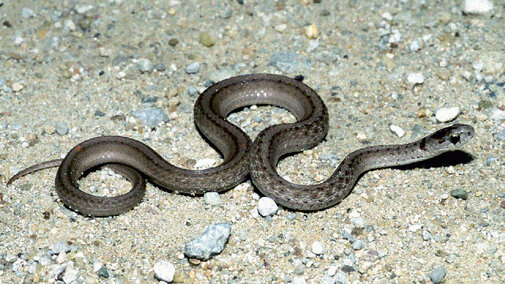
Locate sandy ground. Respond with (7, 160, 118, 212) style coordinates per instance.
(0, 0, 504, 283)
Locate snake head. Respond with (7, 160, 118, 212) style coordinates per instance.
(421, 124, 475, 152)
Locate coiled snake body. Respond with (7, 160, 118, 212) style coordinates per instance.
(7, 74, 475, 216)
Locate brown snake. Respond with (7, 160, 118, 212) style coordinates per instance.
(7, 74, 475, 216)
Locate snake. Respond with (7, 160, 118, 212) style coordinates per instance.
(7, 74, 475, 216)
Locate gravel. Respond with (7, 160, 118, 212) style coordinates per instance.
(1, 0, 503, 282)
(184, 222, 231, 260)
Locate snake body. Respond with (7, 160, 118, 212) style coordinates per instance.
(7, 74, 475, 216)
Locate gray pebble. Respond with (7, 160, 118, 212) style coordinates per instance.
(429, 265, 446, 284)
(153, 261, 175, 282)
(450, 189, 468, 200)
(294, 263, 305, 274)
(97, 266, 109, 278)
(185, 62, 200, 74)
(50, 242, 72, 254)
(22, 8, 35, 18)
(133, 108, 169, 128)
(286, 213, 296, 220)
(292, 276, 306, 284)
(203, 192, 222, 205)
(494, 130, 505, 141)
(154, 63, 165, 71)
(422, 230, 433, 241)
(136, 58, 154, 73)
(209, 68, 234, 82)
(352, 240, 364, 250)
(188, 86, 198, 96)
(184, 222, 231, 260)
(334, 272, 348, 284)
(268, 51, 312, 73)
(54, 121, 69, 135)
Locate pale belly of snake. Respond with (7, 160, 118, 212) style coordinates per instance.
(7, 74, 475, 216)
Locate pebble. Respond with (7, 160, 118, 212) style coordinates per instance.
(450, 189, 468, 200)
(12, 82, 24, 92)
(429, 265, 446, 283)
(334, 272, 348, 284)
(351, 217, 364, 229)
(257, 197, 279, 217)
(352, 240, 364, 250)
(292, 276, 307, 284)
(327, 265, 338, 276)
(135, 58, 154, 73)
(268, 51, 312, 73)
(390, 125, 405, 137)
(304, 24, 318, 39)
(55, 121, 69, 135)
(199, 32, 215, 47)
(97, 266, 109, 278)
(184, 222, 231, 260)
(311, 241, 325, 255)
(491, 109, 505, 120)
(462, 0, 494, 15)
(185, 62, 200, 74)
(435, 107, 459, 122)
(21, 8, 35, 18)
(495, 130, 505, 141)
(153, 261, 175, 282)
(63, 268, 79, 283)
(203, 192, 222, 205)
(409, 41, 421, 52)
(422, 230, 433, 241)
(133, 108, 169, 128)
(407, 73, 425, 85)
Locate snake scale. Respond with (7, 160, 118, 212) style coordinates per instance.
(7, 74, 475, 216)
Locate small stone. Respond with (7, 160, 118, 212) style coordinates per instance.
(292, 276, 307, 284)
(203, 192, 222, 205)
(268, 50, 312, 73)
(97, 266, 109, 278)
(75, 4, 95, 14)
(409, 41, 421, 52)
(54, 121, 69, 135)
(422, 230, 432, 241)
(184, 223, 231, 260)
(407, 73, 425, 85)
(51, 242, 72, 254)
(334, 272, 348, 284)
(382, 12, 393, 21)
(194, 158, 216, 169)
(429, 265, 446, 284)
(435, 107, 459, 122)
(491, 109, 505, 120)
(62, 268, 79, 283)
(136, 58, 154, 73)
(311, 241, 325, 255)
(495, 130, 505, 141)
(327, 265, 338, 276)
(199, 32, 215, 47)
(450, 189, 468, 200)
(462, 0, 493, 15)
(185, 62, 200, 74)
(352, 240, 364, 250)
(153, 261, 175, 282)
(133, 108, 169, 128)
(21, 8, 35, 18)
(257, 197, 278, 217)
(390, 125, 405, 137)
(351, 217, 364, 229)
(304, 24, 319, 39)
(12, 82, 24, 92)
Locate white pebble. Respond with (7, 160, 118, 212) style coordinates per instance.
(462, 0, 493, 15)
(408, 224, 422, 232)
(292, 276, 307, 284)
(311, 241, 325, 255)
(462, 71, 472, 81)
(407, 73, 425, 84)
(409, 41, 421, 52)
(382, 12, 393, 21)
(327, 265, 338, 276)
(435, 107, 460, 122)
(203, 192, 222, 205)
(257, 197, 278, 217)
(154, 261, 175, 282)
(390, 125, 405, 137)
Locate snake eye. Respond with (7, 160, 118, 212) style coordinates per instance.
(449, 134, 460, 145)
